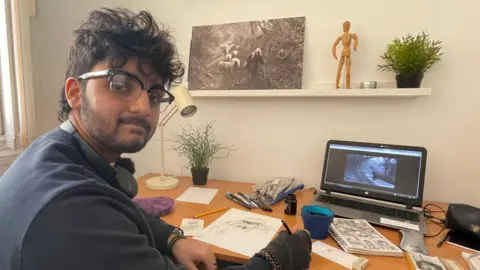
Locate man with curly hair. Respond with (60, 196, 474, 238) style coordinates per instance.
(0, 7, 312, 270)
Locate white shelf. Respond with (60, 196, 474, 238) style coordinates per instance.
(189, 88, 431, 98)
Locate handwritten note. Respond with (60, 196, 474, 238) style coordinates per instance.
(180, 218, 204, 237)
(176, 187, 219, 205)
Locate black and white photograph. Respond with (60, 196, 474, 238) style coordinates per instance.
(344, 154, 398, 189)
(187, 17, 306, 90)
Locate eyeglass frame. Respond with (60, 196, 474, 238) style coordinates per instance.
(77, 69, 175, 105)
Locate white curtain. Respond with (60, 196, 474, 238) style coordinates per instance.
(0, 0, 36, 150)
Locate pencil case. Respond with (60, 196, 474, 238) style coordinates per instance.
(133, 196, 174, 217)
(267, 184, 305, 205)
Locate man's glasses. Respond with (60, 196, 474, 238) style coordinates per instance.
(77, 69, 175, 111)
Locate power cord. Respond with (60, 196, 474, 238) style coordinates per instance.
(422, 204, 448, 239)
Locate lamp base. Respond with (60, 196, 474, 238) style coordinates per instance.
(146, 176, 180, 190)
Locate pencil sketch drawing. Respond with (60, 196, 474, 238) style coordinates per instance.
(363, 240, 378, 250)
(183, 220, 202, 232)
(206, 218, 274, 236)
(193, 208, 283, 258)
(375, 240, 398, 251)
(345, 236, 365, 249)
(187, 16, 306, 90)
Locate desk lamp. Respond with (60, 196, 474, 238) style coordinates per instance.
(145, 85, 197, 190)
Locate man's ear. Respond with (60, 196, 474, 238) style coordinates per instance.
(65, 77, 82, 109)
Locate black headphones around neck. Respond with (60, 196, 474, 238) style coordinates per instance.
(60, 120, 138, 198)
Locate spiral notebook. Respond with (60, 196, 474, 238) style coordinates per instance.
(329, 218, 403, 257)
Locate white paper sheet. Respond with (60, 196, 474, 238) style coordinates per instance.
(180, 218, 204, 237)
(176, 187, 219, 204)
(194, 208, 282, 257)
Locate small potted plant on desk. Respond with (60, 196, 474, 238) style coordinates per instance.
(377, 31, 443, 88)
(168, 121, 238, 186)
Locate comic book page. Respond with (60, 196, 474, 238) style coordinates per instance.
(331, 218, 403, 256)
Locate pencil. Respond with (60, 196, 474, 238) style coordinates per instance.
(193, 207, 228, 219)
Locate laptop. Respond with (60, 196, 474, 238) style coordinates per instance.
(312, 140, 428, 234)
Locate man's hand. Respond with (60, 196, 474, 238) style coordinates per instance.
(256, 228, 312, 270)
(172, 238, 217, 270)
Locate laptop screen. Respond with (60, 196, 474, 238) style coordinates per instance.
(322, 142, 425, 203)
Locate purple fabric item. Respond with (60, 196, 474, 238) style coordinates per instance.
(133, 196, 174, 217)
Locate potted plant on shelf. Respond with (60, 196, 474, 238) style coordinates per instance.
(168, 121, 238, 186)
(377, 31, 443, 88)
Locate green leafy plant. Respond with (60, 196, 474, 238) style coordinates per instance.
(168, 121, 238, 170)
(377, 31, 443, 74)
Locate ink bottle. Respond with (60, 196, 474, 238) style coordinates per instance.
(284, 194, 297, 215)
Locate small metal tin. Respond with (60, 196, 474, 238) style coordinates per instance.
(360, 81, 378, 89)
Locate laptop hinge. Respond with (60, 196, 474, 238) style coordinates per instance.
(406, 203, 413, 210)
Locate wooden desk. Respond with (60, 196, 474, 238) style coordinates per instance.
(137, 174, 470, 269)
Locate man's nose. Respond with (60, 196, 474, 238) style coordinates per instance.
(129, 90, 151, 115)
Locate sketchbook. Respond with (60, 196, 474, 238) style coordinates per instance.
(193, 208, 282, 257)
(329, 218, 403, 257)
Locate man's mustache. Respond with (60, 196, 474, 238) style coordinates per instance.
(118, 117, 151, 133)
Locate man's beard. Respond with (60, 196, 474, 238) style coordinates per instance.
(80, 96, 153, 154)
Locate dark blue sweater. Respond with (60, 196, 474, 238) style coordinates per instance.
(0, 127, 269, 270)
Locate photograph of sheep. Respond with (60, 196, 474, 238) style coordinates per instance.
(187, 16, 306, 90)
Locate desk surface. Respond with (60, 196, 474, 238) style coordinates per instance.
(137, 174, 470, 269)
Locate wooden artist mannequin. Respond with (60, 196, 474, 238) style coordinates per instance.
(332, 21, 358, 89)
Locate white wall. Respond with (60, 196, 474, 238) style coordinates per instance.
(29, 0, 480, 206)
(130, 0, 480, 206)
(30, 0, 133, 135)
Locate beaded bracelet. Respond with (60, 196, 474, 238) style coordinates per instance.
(167, 234, 187, 252)
(254, 249, 281, 270)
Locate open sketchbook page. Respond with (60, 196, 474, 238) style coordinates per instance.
(194, 208, 282, 257)
(330, 218, 402, 256)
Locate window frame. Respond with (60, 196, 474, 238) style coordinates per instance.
(0, 0, 37, 164)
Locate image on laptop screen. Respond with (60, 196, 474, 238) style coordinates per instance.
(323, 143, 423, 200)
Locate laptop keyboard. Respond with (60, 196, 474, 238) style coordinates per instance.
(316, 195, 420, 222)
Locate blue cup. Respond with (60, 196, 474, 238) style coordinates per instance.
(301, 205, 334, 240)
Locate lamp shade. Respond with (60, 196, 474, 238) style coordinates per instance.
(171, 85, 197, 117)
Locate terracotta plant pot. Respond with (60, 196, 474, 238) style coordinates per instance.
(191, 167, 209, 186)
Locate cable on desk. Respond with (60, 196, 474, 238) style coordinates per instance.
(310, 188, 318, 195)
(422, 203, 448, 238)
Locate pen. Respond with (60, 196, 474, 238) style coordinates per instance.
(234, 192, 252, 207)
(242, 193, 260, 208)
(193, 207, 228, 219)
(282, 220, 292, 235)
(225, 192, 252, 210)
(237, 192, 258, 208)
